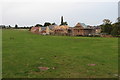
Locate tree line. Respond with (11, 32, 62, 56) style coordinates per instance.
(1, 21, 68, 29)
(34, 21, 68, 27)
(1, 24, 30, 29)
(100, 17, 120, 37)
(1, 17, 120, 37)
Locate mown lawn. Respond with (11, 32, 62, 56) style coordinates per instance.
(2, 29, 118, 78)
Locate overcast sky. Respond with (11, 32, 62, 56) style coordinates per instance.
(1, 0, 119, 27)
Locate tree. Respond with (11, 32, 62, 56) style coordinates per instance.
(60, 22, 68, 26)
(1, 25, 6, 29)
(29, 26, 33, 31)
(101, 24, 112, 34)
(101, 19, 112, 34)
(51, 23, 56, 25)
(117, 17, 120, 22)
(63, 22, 68, 25)
(8, 25, 11, 28)
(35, 24, 43, 27)
(44, 22, 51, 27)
(111, 22, 120, 36)
(61, 16, 64, 25)
(60, 16, 68, 25)
(111, 25, 118, 36)
(103, 19, 112, 25)
(15, 24, 18, 29)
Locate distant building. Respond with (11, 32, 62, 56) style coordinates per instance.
(30, 27, 41, 34)
(48, 25, 57, 34)
(30, 17, 96, 36)
(94, 26, 101, 34)
(68, 23, 95, 36)
(53, 25, 69, 35)
(30, 26, 50, 35)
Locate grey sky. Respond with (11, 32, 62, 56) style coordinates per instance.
(1, 0, 119, 27)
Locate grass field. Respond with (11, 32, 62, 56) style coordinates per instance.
(2, 29, 118, 78)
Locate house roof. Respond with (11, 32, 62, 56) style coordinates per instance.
(80, 23, 87, 28)
(75, 23, 88, 28)
(59, 25, 69, 29)
(54, 25, 69, 30)
(48, 25, 57, 30)
(31, 27, 40, 31)
(75, 23, 81, 27)
(41, 27, 46, 30)
(31, 27, 39, 29)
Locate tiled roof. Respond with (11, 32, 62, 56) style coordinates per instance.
(80, 23, 87, 28)
(48, 25, 57, 30)
(75, 23, 87, 28)
(41, 27, 46, 30)
(75, 23, 81, 27)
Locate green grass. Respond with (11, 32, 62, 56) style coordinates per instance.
(2, 29, 118, 78)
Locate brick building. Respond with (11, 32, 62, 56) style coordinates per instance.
(68, 23, 95, 36)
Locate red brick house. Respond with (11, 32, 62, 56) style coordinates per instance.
(30, 27, 41, 34)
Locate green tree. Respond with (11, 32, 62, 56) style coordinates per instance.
(35, 24, 43, 27)
(44, 22, 51, 27)
(15, 24, 18, 29)
(8, 25, 11, 28)
(60, 22, 68, 26)
(52, 23, 56, 25)
(111, 22, 120, 36)
(63, 22, 68, 25)
(101, 19, 112, 34)
(111, 25, 118, 36)
(101, 24, 112, 34)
